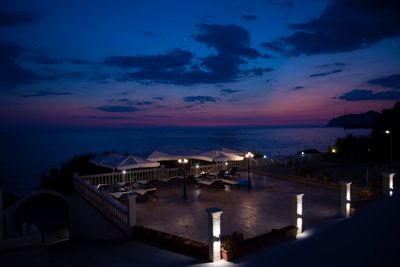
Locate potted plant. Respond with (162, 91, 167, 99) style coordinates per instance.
(221, 232, 243, 261)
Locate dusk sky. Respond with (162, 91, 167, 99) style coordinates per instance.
(1, 0, 400, 128)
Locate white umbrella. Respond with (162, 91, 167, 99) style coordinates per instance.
(91, 153, 160, 170)
(117, 155, 160, 170)
(191, 150, 244, 162)
(147, 151, 182, 162)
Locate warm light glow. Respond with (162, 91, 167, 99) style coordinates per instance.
(297, 218, 303, 235)
(385, 130, 391, 134)
(346, 203, 351, 216)
(245, 152, 254, 158)
(178, 158, 188, 164)
(122, 170, 126, 174)
(195, 164, 199, 169)
(263, 155, 267, 159)
(225, 162, 228, 165)
(331, 148, 337, 153)
(301, 151, 305, 155)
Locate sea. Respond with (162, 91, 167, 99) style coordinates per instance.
(0, 127, 371, 195)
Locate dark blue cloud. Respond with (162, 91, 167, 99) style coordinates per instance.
(260, 40, 298, 56)
(89, 116, 129, 120)
(338, 89, 400, 101)
(194, 24, 261, 59)
(0, 10, 39, 27)
(316, 62, 345, 68)
(241, 15, 258, 21)
(0, 41, 38, 89)
(221, 88, 240, 95)
(183, 96, 218, 104)
(367, 74, 400, 89)
(309, 69, 342, 78)
(241, 67, 273, 76)
(118, 98, 129, 102)
(65, 59, 88, 65)
(136, 101, 152, 106)
(106, 24, 267, 85)
(269, 0, 400, 55)
(104, 49, 193, 70)
(293, 86, 304, 90)
(22, 90, 72, 98)
(27, 55, 59, 64)
(153, 96, 165, 100)
(98, 105, 141, 112)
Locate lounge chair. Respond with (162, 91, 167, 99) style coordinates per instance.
(197, 179, 224, 188)
(225, 167, 240, 178)
(110, 191, 133, 199)
(133, 188, 158, 201)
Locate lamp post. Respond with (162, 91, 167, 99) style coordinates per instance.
(178, 158, 188, 200)
(245, 152, 254, 189)
(385, 130, 393, 163)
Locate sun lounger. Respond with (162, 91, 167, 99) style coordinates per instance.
(133, 188, 158, 201)
(96, 183, 110, 190)
(110, 191, 133, 199)
(158, 176, 184, 183)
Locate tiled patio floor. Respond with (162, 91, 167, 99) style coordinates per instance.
(135, 172, 341, 242)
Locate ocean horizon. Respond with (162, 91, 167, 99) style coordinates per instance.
(0, 126, 371, 195)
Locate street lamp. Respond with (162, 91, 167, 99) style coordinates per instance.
(178, 158, 189, 200)
(245, 152, 254, 189)
(385, 130, 393, 163)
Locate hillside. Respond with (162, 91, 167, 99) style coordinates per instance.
(326, 111, 380, 128)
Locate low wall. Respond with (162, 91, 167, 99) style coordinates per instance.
(0, 224, 42, 251)
(132, 226, 208, 259)
(73, 175, 130, 234)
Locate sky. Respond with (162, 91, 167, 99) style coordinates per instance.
(1, 0, 400, 128)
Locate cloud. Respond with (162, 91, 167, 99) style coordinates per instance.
(276, 0, 400, 55)
(221, 89, 240, 95)
(338, 89, 400, 101)
(153, 96, 165, 100)
(241, 67, 273, 76)
(27, 55, 59, 64)
(183, 96, 218, 104)
(309, 69, 342, 78)
(316, 62, 345, 68)
(136, 101, 152, 106)
(22, 90, 72, 98)
(104, 49, 193, 70)
(241, 15, 258, 21)
(105, 24, 265, 85)
(65, 59, 88, 65)
(0, 41, 38, 89)
(118, 98, 129, 102)
(98, 105, 141, 112)
(0, 10, 39, 27)
(293, 86, 304, 90)
(89, 116, 130, 120)
(367, 74, 400, 89)
(194, 24, 261, 59)
(260, 40, 297, 56)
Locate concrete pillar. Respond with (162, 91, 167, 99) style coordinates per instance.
(0, 185, 3, 240)
(128, 195, 137, 227)
(206, 207, 223, 262)
(340, 181, 352, 218)
(294, 193, 304, 236)
(382, 172, 395, 197)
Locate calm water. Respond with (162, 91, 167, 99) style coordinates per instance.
(0, 127, 370, 195)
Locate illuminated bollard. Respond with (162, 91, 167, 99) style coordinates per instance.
(206, 207, 223, 262)
(294, 193, 304, 236)
(128, 195, 137, 227)
(382, 172, 395, 197)
(340, 181, 352, 218)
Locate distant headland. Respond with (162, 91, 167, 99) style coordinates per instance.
(326, 110, 380, 128)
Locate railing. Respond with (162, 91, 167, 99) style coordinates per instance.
(73, 175, 130, 234)
(81, 160, 245, 185)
